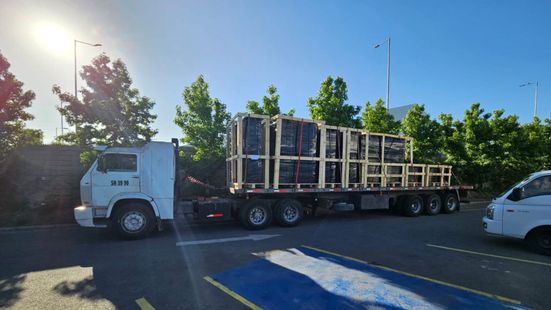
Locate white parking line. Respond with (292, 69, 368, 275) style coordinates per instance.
(426, 244, 551, 267)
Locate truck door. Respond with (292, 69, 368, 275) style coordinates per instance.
(91, 153, 141, 207)
(503, 175, 551, 238)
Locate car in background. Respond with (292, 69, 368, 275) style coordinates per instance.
(483, 170, 551, 256)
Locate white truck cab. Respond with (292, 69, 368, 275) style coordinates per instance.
(74, 141, 176, 238)
(483, 170, 551, 255)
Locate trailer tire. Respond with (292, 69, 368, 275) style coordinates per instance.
(441, 193, 459, 214)
(274, 199, 303, 227)
(402, 195, 424, 217)
(424, 194, 442, 215)
(239, 200, 272, 230)
(112, 202, 155, 240)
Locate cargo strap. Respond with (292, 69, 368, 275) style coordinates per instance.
(186, 175, 218, 190)
(294, 119, 305, 189)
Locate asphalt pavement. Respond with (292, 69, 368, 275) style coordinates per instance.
(1, 202, 550, 309)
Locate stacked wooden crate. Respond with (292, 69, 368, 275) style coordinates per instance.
(227, 113, 453, 190)
(226, 113, 270, 189)
(270, 115, 324, 189)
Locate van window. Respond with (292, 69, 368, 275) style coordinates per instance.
(523, 176, 551, 198)
(100, 154, 137, 172)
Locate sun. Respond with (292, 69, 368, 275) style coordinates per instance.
(33, 22, 72, 55)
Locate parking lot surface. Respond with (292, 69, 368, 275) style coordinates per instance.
(1, 203, 550, 309)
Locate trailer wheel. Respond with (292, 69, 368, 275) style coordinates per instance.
(424, 194, 442, 215)
(274, 199, 304, 227)
(239, 200, 272, 230)
(402, 195, 424, 217)
(112, 202, 155, 239)
(441, 193, 459, 214)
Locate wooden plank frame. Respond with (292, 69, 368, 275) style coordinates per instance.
(226, 113, 271, 189)
(323, 125, 347, 188)
(270, 115, 325, 189)
(227, 113, 455, 192)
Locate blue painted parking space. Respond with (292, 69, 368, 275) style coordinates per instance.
(207, 246, 527, 309)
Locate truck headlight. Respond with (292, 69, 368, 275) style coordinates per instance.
(486, 204, 495, 220)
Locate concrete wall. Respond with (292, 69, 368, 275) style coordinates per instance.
(0, 145, 85, 226)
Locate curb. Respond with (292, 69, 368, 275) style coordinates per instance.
(0, 223, 78, 232)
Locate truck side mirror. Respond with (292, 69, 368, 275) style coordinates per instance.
(97, 155, 106, 173)
(508, 187, 523, 201)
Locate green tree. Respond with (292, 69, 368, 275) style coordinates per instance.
(438, 113, 467, 169)
(53, 54, 157, 156)
(0, 52, 41, 161)
(174, 75, 231, 161)
(307, 76, 361, 128)
(457, 103, 493, 187)
(362, 98, 400, 134)
(246, 84, 295, 117)
(401, 104, 441, 163)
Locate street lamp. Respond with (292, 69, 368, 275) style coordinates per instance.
(519, 81, 539, 118)
(74, 40, 102, 97)
(71, 39, 101, 139)
(374, 37, 391, 109)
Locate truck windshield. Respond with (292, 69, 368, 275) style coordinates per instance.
(496, 175, 531, 198)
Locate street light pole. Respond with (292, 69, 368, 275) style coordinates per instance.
(520, 81, 539, 118)
(72, 39, 102, 140)
(74, 40, 102, 98)
(375, 37, 391, 109)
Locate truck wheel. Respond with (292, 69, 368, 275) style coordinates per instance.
(441, 193, 459, 214)
(402, 195, 424, 217)
(527, 228, 551, 256)
(112, 202, 155, 239)
(274, 199, 303, 227)
(424, 194, 442, 215)
(239, 200, 272, 230)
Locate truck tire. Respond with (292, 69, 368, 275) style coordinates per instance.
(424, 194, 442, 215)
(402, 195, 424, 217)
(239, 200, 272, 230)
(112, 202, 156, 239)
(526, 227, 551, 256)
(274, 199, 303, 227)
(441, 193, 459, 214)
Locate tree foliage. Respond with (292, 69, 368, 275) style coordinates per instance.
(246, 84, 294, 117)
(362, 98, 400, 134)
(53, 54, 157, 152)
(0, 52, 42, 161)
(307, 76, 361, 128)
(400, 104, 441, 163)
(174, 75, 231, 161)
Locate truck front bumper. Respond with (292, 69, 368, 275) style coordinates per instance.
(482, 216, 502, 236)
(74, 206, 108, 228)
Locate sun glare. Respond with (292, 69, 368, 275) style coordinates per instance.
(33, 22, 72, 55)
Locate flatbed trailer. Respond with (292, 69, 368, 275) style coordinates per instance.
(74, 113, 473, 239)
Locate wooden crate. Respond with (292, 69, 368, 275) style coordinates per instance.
(270, 115, 324, 189)
(426, 165, 452, 186)
(344, 128, 367, 188)
(226, 113, 271, 189)
(321, 125, 347, 188)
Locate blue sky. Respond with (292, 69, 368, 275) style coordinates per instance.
(1, 0, 550, 143)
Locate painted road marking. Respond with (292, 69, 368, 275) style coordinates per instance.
(204, 276, 261, 310)
(427, 243, 551, 267)
(176, 234, 280, 246)
(135, 298, 155, 310)
(303, 245, 521, 305)
(207, 246, 525, 309)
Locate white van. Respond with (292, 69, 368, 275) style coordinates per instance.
(483, 170, 551, 255)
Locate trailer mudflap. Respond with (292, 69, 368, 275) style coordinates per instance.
(193, 199, 233, 222)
